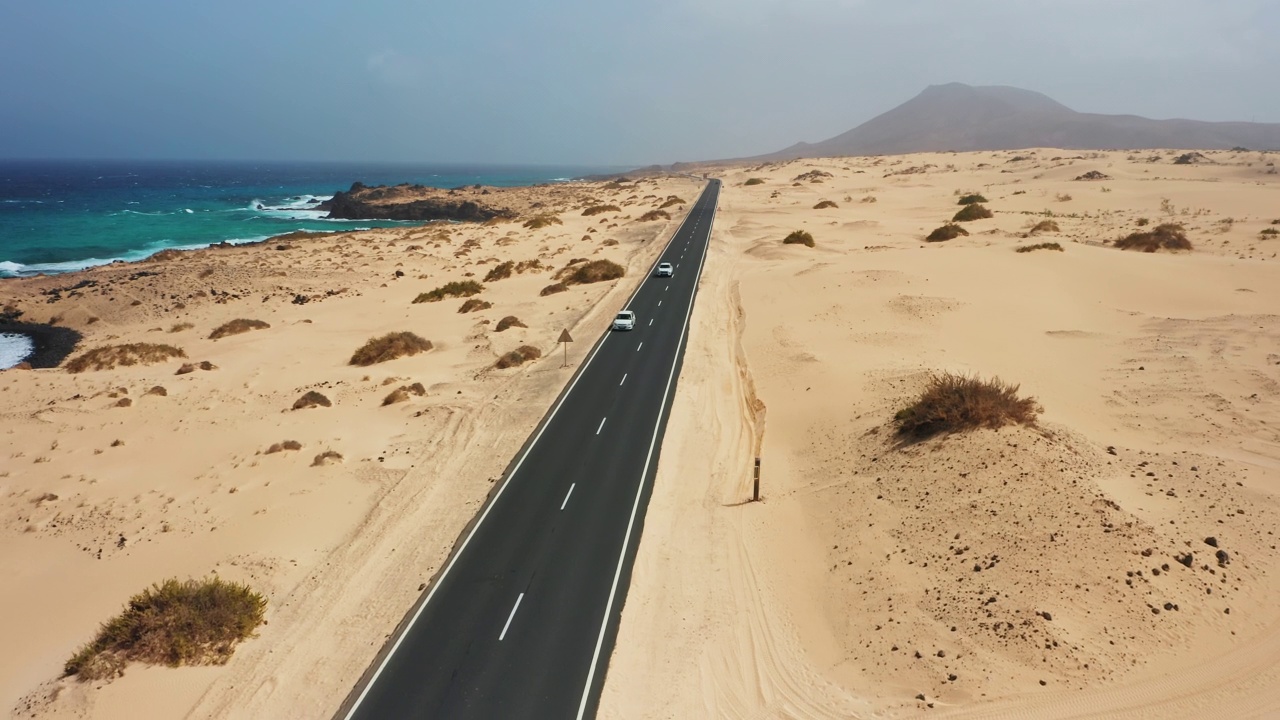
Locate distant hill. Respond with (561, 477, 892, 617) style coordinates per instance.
(752, 83, 1280, 160)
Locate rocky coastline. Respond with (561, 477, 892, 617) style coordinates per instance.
(319, 182, 514, 222)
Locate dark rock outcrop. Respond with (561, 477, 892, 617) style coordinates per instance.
(319, 183, 512, 222)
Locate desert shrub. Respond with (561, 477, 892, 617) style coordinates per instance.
(957, 194, 987, 205)
(563, 259, 625, 285)
(515, 259, 544, 273)
(64, 577, 266, 680)
(458, 298, 493, 313)
(893, 372, 1041, 440)
(782, 230, 815, 247)
(1029, 220, 1060, 235)
(582, 205, 621, 216)
(349, 332, 433, 366)
(743, 178, 765, 186)
(382, 383, 426, 406)
(1261, 228, 1279, 237)
(66, 344, 187, 373)
(813, 200, 838, 209)
(484, 261, 514, 282)
(312, 451, 343, 466)
(208, 319, 270, 340)
(168, 322, 194, 333)
(1074, 170, 1110, 181)
(658, 197, 685, 209)
(293, 391, 331, 409)
(1016, 242, 1063, 253)
(952, 204, 993, 222)
(1114, 223, 1192, 252)
(523, 214, 562, 229)
(145, 386, 167, 396)
(1055, 193, 1073, 202)
(860, 195, 878, 203)
(1136, 218, 1150, 227)
(413, 280, 483, 303)
(637, 209, 670, 222)
(495, 316, 527, 332)
(495, 345, 542, 369)
(540, 283, 568, 296)
(925, 224, 968, 242)
(265, 440, 302, 454)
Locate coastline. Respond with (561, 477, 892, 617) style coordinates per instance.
(0, 321, 80, 369)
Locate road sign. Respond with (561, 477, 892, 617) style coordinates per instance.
(558, 328, 572, 366)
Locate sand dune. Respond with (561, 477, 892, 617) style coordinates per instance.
(603, 149, 1280, 718)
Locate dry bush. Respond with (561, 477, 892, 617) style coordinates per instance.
(1055, 193, 1073, 202)
(209, 319, 270, 340)
(1029, 220, 1060, 235)
(413, 280, 483, 303)
(484, 261, 514, 282)
(495, 316, 527, 332)
(1136, 218, 1150, 227)
(64, 577, 265, 680)
(312, 450, 343, 466)
(560, 259, 625, 285)
(293, 391, 331, 410)
(522, 214, 562, 229)
(582, 205, 621, 216)
(860, 195, 878, 203)
(265, 440, 302, 454)
(743, 178, 765, 186)
(540, 283, 568, 296)
(1261, 228, 1279, 237)
(175, 360, 216, 375)
(515, 259, 544, 273)
(893, 372, 1041, 441)
(458, 298, 492, 313)
(66, 344, 187, 373)
(658, 197, 685, 209)
(168, 322, 194, 333)
(1016, 242, 1063, 253)
(382, 382, 426, 406)
(952, 203, 993, 222)
(957, 193, 988, 205)
(1074, 170, 1110, 181)
(349, 332, 433, 366)
(1114, 223, 1193, 252)
(637, 209, 669, 222)
(145, 386, 167, 397)
(495, 345, 542, 369)
(813, 200, 838, 209)
(782, 230, 815, 247)
(926, 224, 968, 242)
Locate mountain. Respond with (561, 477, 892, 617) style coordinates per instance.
(755, 83, 1280, 160)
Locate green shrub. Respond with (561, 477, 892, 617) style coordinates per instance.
(1016, 242, 1063, 253)
(957, 194, 987, 205)
(413, 280, 484, 303)
(893, 372, 1040, 440)
(953, 204, 994, 222)
(1114, 223, 1192, 252)
(65, 344, 187, 373)
(458, 298, 492, 313)
(349, 332, 433, 366)
(563, 259, 625, 285)
(523, 214, 562, 229)
(782, 230, 815, 247)
(925, 224, 968, 242)
(64, 577, 266, 680)
(484, 261, 514, 282)
(208, 319, 270, 340)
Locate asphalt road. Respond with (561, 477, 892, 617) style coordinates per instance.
(339, 179, 720, 720)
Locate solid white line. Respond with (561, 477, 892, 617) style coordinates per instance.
(636, 342, 643, 351)
(575, 184, 716, 720)
(340, 182, 712, 720)
(597, 417, 607, 435)
(560, 483, 575, 510)
(619, 373, 627, 386)
(499, 593, 524, 641)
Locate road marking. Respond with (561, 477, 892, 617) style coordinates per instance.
(560, 483, 575, 510)
(597, 417, 607, 435)
(665, 285, 669, 291)
(619, 373, 627, 386)
(636, 342, 643, 351)
(649, 318, 654, 326)
(576, 184, 716, 719)
(658, 300, 662, 307)
(339, 183, 712, 720)
(499, 593, 524, 641)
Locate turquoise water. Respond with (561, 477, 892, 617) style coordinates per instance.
(0, 160, 618, 278)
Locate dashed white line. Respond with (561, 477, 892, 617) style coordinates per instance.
(499, 593, 524, 641)
(619, 373, 627, 386)
(597, 417, 607, 435)
(665, 285, 669, 291)
(560, 483, 575, 510)
(636, 342, 644, 351)
(658, 300, 662, 307)
(649, 318, 654, 326)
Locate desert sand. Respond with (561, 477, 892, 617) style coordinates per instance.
(0, 175, 703, 718)
(601, 149, 1280, 718)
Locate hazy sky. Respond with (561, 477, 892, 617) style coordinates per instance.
(2, 1, 1277, 166)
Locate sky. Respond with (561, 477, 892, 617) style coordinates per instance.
(2, 0, 1277, 166)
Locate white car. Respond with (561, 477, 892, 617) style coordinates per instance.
(612, 310, 636, 331)
(656, 262, 674, 277)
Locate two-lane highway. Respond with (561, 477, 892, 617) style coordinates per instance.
(339, 179, 720, 719)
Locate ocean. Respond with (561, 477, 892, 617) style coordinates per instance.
(0, 159, 621, 366)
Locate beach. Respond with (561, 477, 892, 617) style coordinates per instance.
(0, 174, 702, 718)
